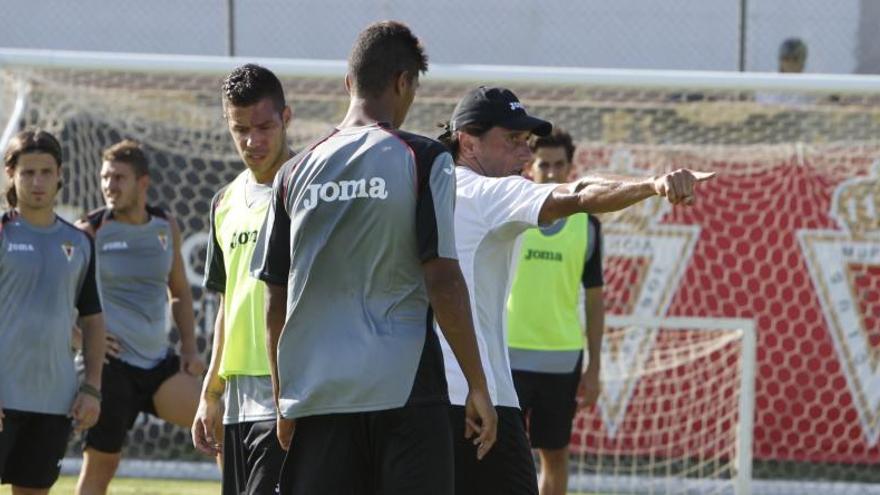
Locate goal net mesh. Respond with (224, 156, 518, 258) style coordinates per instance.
(1, 60, 879, 490)
(572, 317, 750, 495)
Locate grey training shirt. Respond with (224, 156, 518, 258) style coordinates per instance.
(86, 206, 174, 368)
(253, 123, 456, 419)
(0, 211, 101, 415)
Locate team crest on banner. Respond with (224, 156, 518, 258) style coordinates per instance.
(158, 231, 168, 251)
(798, 159, 880, 446)
(594, 151, 701, 438)
(61, 241, 75, 262)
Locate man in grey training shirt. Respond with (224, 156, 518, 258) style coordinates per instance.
(0, 128, 106, 494)
(254, 21, 496, 495)
(74, 139, 205, 495)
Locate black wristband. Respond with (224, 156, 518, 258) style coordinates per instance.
(79, 383, 102, 401)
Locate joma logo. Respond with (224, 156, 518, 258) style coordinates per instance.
(302, 177, 389, 211)
(102, 241, 129, 251)
(7, 243, 35, 252)
(524, 249, 563, 261)
(229, 230, 258, 250)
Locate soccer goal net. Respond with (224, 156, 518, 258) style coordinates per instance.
(1, 49, 880, 493)
(571, 315, 755, 495)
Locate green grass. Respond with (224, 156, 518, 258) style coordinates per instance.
(1, 476, 600, 494)
(0, 476, 221, 494)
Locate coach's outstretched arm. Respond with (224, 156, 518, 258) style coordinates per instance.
(538, 169, 715, 225)
(425, 258, 498, 460)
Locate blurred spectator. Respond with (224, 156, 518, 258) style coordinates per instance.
(755, 37, 814, 106)
(778, 37, 808, 73)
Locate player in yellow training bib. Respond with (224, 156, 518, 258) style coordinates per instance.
(507, 128, 604, 495)
(192, 64, 292, 495)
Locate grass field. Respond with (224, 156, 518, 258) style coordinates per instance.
(0, 476, 596, 494)
(0, 476, 221, 494)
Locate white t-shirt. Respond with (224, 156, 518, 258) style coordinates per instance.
(436, 166, 556, 408)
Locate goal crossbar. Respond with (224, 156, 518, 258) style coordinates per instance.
(3, 48, 880, 93)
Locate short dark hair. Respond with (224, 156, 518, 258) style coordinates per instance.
(3, 128, 63, 208)
(779, 37, 807, 62)
(102, 139, 149, 177)
(221, 63, 286, 112)
(348, 21, 428, 98)
(438, 122, 493, 161)
(529, 128, 575, 163)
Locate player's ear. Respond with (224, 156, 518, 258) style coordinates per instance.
(282, 105, 292, 128)
(4, 165, 13, 181)
(458, 132, 477, 161)
(523, 160, 537, 179)
(221, 99, 229, 122)
(394, 70, 410, 96)
(344, 74, 353, 95)
(138, 173, 151, 190)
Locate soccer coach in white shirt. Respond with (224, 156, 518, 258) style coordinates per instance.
(436, 86, 714, 495)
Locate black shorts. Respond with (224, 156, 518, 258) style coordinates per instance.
(223, 420, 285, 495)
(280, 403, 453, 495)
(512, 360, 581, 450)
(449, 405, 537, 495)
(0, 409, 72, 488)
(83, 353, 180, 453)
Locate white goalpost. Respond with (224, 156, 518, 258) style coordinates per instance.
(572, 315, 756, 495)
(2, 48, 880, 494)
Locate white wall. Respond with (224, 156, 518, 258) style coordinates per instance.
(0, 0, 870, 73)
(0, 0, 228, 56)
(235, 0, 742, 70)
(745, 0, 861, 73)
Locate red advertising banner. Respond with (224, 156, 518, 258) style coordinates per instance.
(571, 144, 880, 464)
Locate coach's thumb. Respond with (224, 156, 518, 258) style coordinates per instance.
(693, 171, 716, 182)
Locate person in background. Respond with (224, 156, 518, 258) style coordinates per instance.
(507, 128, 605, 495)
(778, 37, 807, 73)
(0, 128, 106, 495)
(75, 139, 205, 495)
(192, 64, 292, 495)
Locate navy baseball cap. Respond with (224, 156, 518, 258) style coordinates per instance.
(450, 86, 552, 137)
